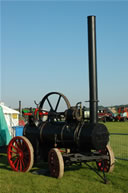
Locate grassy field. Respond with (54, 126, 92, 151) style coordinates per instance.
(0, 122, 128, 193)
(105, 122, 128, 160)
(105, 122, 128, 133)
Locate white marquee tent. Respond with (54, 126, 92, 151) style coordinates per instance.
(0, 103, 20, 138)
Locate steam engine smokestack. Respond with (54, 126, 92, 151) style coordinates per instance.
(88, 16, 98, 124)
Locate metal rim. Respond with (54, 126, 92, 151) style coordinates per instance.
(48, 148, 64, 179)
(96, 144, 115, 173)
(7, 136, 34, 172)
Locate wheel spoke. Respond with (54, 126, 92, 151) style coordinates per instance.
(10, 155, 18, 161)
(9, 149, 18, 154)
(24, 150, 30, 157)
(23, 157, 29, 168)
(20, 160, 23, 171)
(15, 140, 21, 149)
(47, 98, 54, 111)
(16, 159, 20, 170)
(18, 138, 22, 148)
(23, 151, 30, 162)
(13, 157, 19, 167)
(55, 95, 61, 112)
(21, 142, 26, 151)
(23, 157, 27, 165)
(11, 144, 18, 152)
(21, 158, 25, 169)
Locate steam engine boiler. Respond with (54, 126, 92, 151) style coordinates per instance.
(7, 16, 115, 183)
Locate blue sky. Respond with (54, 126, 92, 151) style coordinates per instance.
(1, 0, 128, 108)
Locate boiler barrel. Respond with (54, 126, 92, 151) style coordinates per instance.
(40, 122, 109, 151)
(40, 122, 76, 148)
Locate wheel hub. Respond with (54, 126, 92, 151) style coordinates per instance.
(19, 151, 23, 159)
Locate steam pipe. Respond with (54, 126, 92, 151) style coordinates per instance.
(87, 16, 98, 124)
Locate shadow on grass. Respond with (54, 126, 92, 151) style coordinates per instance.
(31, 162, 97, 179)
(65, 163, 110, 184)
(0, 153, 12, 171)
(31, 161, 50, 176)
(31, 162, 83, 177)
(31, 162, 108, 184)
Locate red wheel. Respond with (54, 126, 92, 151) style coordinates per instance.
(48, 148, 64, 179)
(7, 136, 34, 172)
(96, 144, 115, 173)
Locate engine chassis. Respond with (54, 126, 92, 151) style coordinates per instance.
(63, 152, 109, 184)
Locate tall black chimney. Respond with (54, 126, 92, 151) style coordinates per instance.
(87, 16, 98, 124)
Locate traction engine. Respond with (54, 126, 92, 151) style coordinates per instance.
(7, 16, 115, 183)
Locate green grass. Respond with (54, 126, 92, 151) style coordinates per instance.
(0, 122, 128, 193)
(105, 122, 128, 133)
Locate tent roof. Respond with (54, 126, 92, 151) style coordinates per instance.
(0, 103, 19, 114)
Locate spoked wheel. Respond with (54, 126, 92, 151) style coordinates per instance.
(7, 136, 34, 172)
(39, 92, 71, 121)
(48, 148, 64, 179)
(96, 144, 115, 173)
